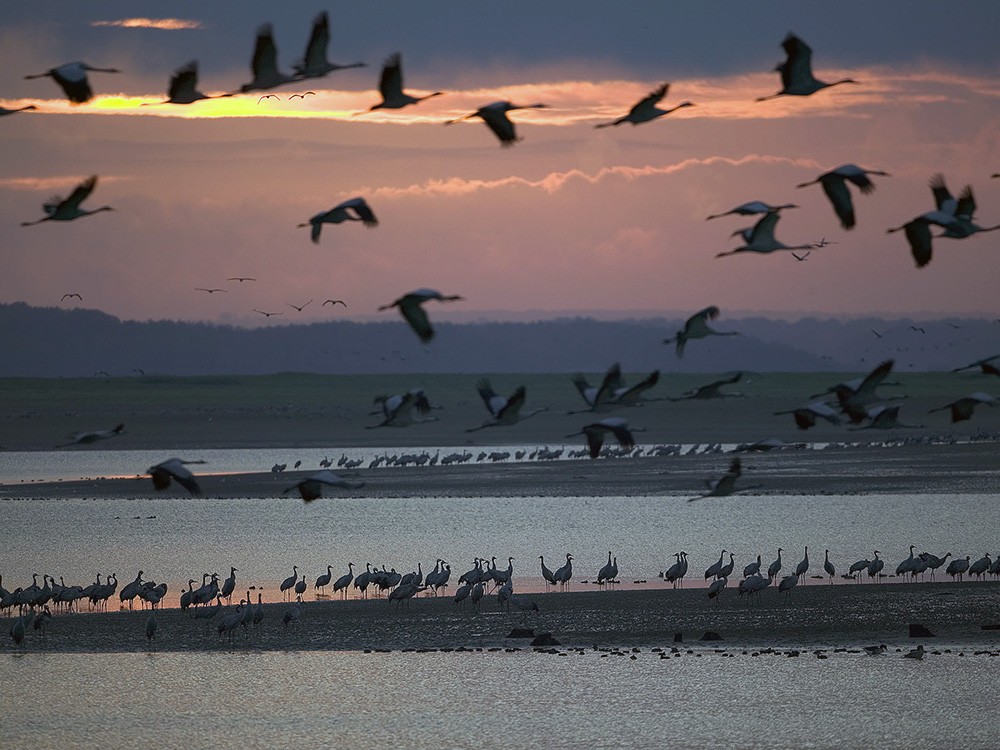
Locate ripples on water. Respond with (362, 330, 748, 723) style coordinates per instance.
(2, 650, 997, 750)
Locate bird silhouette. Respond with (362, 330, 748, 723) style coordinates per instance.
(565, 418, 639, 458)
(367, 53, 442, 111)
(195, 287, 226, 294)
(706, 201, 797, 221)
(594, 83, 694, 128)
(287, 299, 313, 312)
(716, 212, 813, 258)
(147, 458, 205, 495)
(378, 288, 462, 343)
(144, 61, 230, 105)
(929, 392, 994, 423)
(237, 24, 300, 93)
(796, 164, 889, 229)
(446, 101, 548, 146)
(299, 197, 378, 243)
(323, 299, 347, 307)
(61, 293, 83, 301)
(25, 61, 120, 104)
(663, 307, 738, 357)
(22, 175, 113, 226)
(756, 34, 857, 101)
(468, 379, 547, 432)
(252, 309, 283, 318)
(0, 104, 38, 117)
(293, 11, 365, 79)
(283, 470, 364, 502)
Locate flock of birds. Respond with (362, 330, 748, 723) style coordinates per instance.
(11, 17, 999, 338)
(53, 350, 995, 502)
(5, 540, 998, 648)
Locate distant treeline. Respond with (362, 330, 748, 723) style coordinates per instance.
(0, 302, 994, 377)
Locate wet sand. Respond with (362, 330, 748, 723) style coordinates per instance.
(6, 581, 1000, 654)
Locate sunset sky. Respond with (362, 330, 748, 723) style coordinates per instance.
(2, 2, 999, 326)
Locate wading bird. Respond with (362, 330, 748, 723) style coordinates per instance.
(144, 61, 230, 105)
(706, 201, 797, 221)
(571, 363, 659, 412)
(929, 392, 994, 423)
(237, 24, 299, 93)
(446, 101, 548, 146)
(283, 470, 364, 502)
(25, 61, 120, 103)
(795, 164, 889, 229)
(146, 458, 205, 495)
(378, 289, 463, 343)
(594, 83, 694, 128)
(716, 211, 814, 258)
(468, 379, 547, 432)
(293, 11, 365, 79)
(298, 197, 378, 243)
(756, 33, 857, 102)
(664, 307, 738, 357)
(565, 418, 639, 458)
(22, 175, 113, 226)
(367, 53, 442, 111)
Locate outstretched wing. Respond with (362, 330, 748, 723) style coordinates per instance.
(398, 298, 433, 342)
(379, 53, 404, 99)
(63, 175, 98, 211)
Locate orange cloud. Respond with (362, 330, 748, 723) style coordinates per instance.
(90, 18, 202, 30)
(4, 65, 995, 127)
(364, 154, 823, 199)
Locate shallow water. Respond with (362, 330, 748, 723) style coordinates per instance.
(1, 489, 996, 602)
(2, 649, 997, 750)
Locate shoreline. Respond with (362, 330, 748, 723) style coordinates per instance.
(4, 441, 1000, 499)
(5, 582, 999, 655)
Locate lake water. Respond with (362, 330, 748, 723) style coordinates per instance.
(2, 649, 997, 749)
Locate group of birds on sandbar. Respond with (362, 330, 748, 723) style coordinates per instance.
(6, 539, 997, 648)
(663, 546, 1000, 600)
(14, 20, 999, 345)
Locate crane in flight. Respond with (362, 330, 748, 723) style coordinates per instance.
(283, 470, 364, 502)
(298, 197, 378, 243)
(22, 175, 113, 226)
(368, 390, 440, 428)
(664, 306, 738, 357)
(147, 458, 205, 495)
(293, 11, 365, 79)
(446, 101, 548, 146)
(716, 211, 814, 258)
(236, 24, 300, 94)
(795, 164, 890, 229)
(951, 354, 1000, 376)
(570, 363, 659, 412)
(144, 61, 230, 105)
(467, 379, 547, 432)
(929, 392, 994, 423)
(60, 423, 125, 447)
(689, 457, 760, 501)
(25, 61, 120, 103)
(756, 34, 857, 102)
(378, 288, 462, 343)
(565, 418, 640, 458)
(774, 401, 841, 430)
(669, 372, 744, 401)
(706, 201, 797, 221)
(594, 83, 694, 128)
(367, 53, 442, 111)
